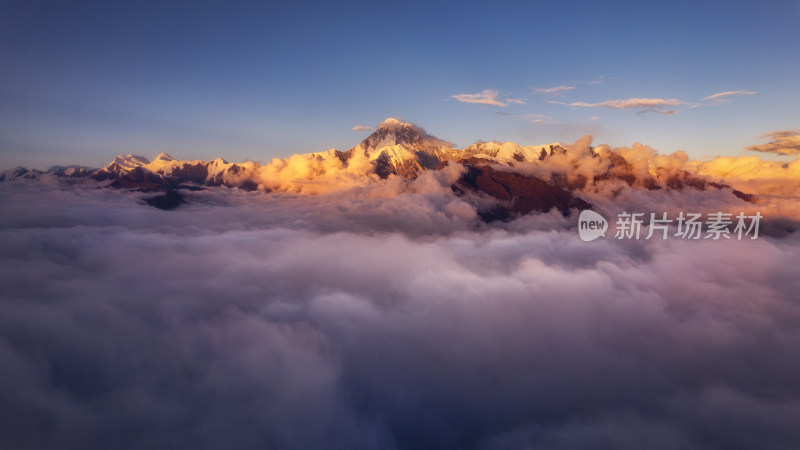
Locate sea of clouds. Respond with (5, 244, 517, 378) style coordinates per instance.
(1, 147, 800, 450)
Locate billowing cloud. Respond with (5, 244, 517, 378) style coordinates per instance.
(1, 174, 799, 449)
(2, 134, 800, 449)
(351, 125, 373, 131)
(553, 98, 683, 114)
(744, 129, 800, 156)
(534, 85, 574, 96)
(451, 90, 525, 107)
(703, 90, 757, 101)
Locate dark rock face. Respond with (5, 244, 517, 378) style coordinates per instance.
(161, 163, 209, 184)
(548, 144, 567, 157)
(108, 167, 172, 191)
(359, 125, 426, 153)
(539, 148, 548, 161)
(145, 189, 185, 210)
(416, 151, 444, 170)
(13, 167, 29, 178)
(94, 167, 207, 210)
(237, 179, 260, 191)
(372, 155, 396, 180)
(665, 170, 755, 202)
(592, 152, 638, 187)
(550, 173, 591, 191)
(451, 159, 590, 222)
(2, 167, 45, 180)
(48, 166, 95, 178)
(371, 151, 424, 179)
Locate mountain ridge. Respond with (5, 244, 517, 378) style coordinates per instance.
(0, 117, 753, 217)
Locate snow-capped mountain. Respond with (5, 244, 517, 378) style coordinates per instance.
(0, 165, 97, 182)
(0, 118, 574, 186)
(1, 117, 753, 215)
(111, 154, 150, 170)
(343, 119, 570, 177)
(91, 152, 259, 191)
(461, 141, 568, 163)
(353, 118, 453, 155)
(345, 118, 463, 177)
(304, 118, 564, 178)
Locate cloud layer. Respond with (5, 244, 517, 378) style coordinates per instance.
(1, 136, 800, 449)
(1, 182, 799, 450)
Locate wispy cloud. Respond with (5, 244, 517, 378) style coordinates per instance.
(351, 125, 373, 132)
(534, 85, 574, 97)
(523, 113, 558, 124)
(551, 98, 683, 115)
(689, 90, 757, 108)
(703, 90, 757, 101)
(745, 129, 800, 156)
(583, 75, 607, 85)
(451, 90, 525, 107)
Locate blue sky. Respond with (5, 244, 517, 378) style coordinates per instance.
(1, 0, 798, 169)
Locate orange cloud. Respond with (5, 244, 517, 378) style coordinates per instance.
(745, 129, 800, 156)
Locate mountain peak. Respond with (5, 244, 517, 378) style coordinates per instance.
(110, 154, 150, 170)
(155, 153, 175, 162)
(356, 118, 453, 155)
(377, 117, 412, 130)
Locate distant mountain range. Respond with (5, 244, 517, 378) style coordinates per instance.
(1, 118, 751, 218)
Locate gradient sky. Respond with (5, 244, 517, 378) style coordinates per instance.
(1, 0, 798, 169)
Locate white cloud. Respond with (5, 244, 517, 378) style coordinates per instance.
(583, 75, 607, 85)
(451, 90, 525, 107)
(523, 113, 558, 124)
(352, 125, 373, 132)
(552, 97, 684, 114)
(690, 91, 757, 108)
(703, 90, 757, 101)
(534, 85, 575, 96)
